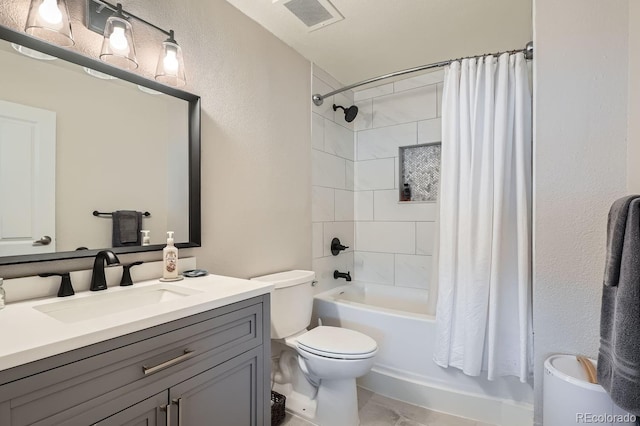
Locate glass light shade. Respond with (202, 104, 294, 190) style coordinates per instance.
(83, 67, 117, 80)
(24, 0, 74, 47)
(155, 40, 186, 87)
(11, 43, 57, 61)
(99, 16, 138, 70)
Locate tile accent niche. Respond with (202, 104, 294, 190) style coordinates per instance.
(399, 143, 441, 202)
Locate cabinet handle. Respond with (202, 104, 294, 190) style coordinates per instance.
(161, 403, 171, 426)
(172, 398, 183, 426)
(142, 349, 195, 376)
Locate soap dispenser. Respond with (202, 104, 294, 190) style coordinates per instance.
(141, 230, 150, 246)
(162, 231, 179, 280)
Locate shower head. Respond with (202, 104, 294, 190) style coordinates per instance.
(333, 104, 359, 123)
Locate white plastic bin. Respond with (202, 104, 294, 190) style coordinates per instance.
(543, 354, 636, 425)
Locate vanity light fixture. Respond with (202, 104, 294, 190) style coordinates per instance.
(24, 0, 74, 47)
(155, 30, 186, 87)
(99, 3, 137, 70)
(87, 0, 187, 87)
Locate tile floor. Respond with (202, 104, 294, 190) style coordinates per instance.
(280, 387, 495, 426)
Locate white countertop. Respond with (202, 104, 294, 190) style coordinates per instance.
(0, 274, 273, 372)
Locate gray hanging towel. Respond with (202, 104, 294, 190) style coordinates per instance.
(598, 195, 640, 416)
(112, 210, 142, 247)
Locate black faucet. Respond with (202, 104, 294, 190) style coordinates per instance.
(90, 250, 120, 291)
(333, 270, 352, 281)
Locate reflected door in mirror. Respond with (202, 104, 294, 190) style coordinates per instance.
(0, 100, 56, 256)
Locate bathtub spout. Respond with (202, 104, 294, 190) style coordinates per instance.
(333, 270, 352, 281)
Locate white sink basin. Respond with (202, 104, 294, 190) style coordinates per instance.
(34, 284, 202, 323)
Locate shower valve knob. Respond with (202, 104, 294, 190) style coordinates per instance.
(331, 238, 349, 256)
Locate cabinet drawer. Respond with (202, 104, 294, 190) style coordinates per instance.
(2, 301, 263, 426)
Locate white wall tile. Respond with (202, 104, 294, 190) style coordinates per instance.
(372, 85, 437, 128)
(312, 223, 324, 259)
(416, 222, 436, 255)
(323, 221, 354, 257)
(394, 156, 399, 189)
(335, 189, 354, 221)
(356, 222, 415, 254)
(394, 71, 443, 92)
(312, 76, 335, 120)
(374, 190, 438, 221)
(417, 118, 442, 143)
(437, 82, 444, 118)
(312, 251, 354, 295)
(354, 98, 373, 131)
(354, 83, 394, 101)
(325, 119, 354, 160)
(354, 158, 395, 190)
(312, 149, 346, 189)
(312, 186, 334, 222)
(354, 251, 394, 284)
(355, 191, 374, 221)
(395, 254, 432, 289)
(312, 113, 325, 151)
(345, 160, 354, 190)
(356, 123, 417, 160)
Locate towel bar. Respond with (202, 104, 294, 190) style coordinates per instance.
(93, 210, 151, 217)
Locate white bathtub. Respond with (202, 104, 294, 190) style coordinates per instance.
(313, 282, 534, 426)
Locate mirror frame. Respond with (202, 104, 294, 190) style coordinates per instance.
(0, 25, 201, 265)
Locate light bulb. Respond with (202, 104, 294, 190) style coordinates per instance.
(109, 26, 128, 51)
(163, 49, 179, 74)
(38, 0, 62, 25)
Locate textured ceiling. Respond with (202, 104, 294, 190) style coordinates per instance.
(225, 0, 532, 85)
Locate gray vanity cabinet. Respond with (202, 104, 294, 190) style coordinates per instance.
(0, 295, 270, 426)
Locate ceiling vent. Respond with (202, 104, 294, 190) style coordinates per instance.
(275, 0, 344, 32)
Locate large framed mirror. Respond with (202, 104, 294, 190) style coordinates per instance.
(0, 25, 201, 265)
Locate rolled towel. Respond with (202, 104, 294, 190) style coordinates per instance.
(112, 210, 142, 247)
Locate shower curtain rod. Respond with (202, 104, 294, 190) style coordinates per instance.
(312, 41, 533, 106)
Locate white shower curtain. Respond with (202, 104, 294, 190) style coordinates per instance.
(434, 52, 533, 382)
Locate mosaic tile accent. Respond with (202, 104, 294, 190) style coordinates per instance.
(400, 143, 441, 202)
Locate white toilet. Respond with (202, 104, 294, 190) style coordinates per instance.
(251, 270, 377, 426)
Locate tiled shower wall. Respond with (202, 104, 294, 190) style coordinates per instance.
(310, 65, 355, 293)
(352, 70, 444, 291)
(311, 66, 444, 293)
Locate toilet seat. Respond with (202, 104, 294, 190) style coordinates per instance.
(295, 326, 377, 360)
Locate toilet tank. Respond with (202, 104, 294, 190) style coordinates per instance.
(251, 270, 315, 339)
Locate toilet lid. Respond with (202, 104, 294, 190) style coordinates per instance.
(296, 326, 377, 359)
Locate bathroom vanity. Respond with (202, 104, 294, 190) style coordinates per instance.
(0, 276, 272, 425)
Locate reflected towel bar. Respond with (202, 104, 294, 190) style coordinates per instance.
(93, 210, 151, 217)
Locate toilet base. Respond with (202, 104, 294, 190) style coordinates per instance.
(314, 378, 359, 426)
